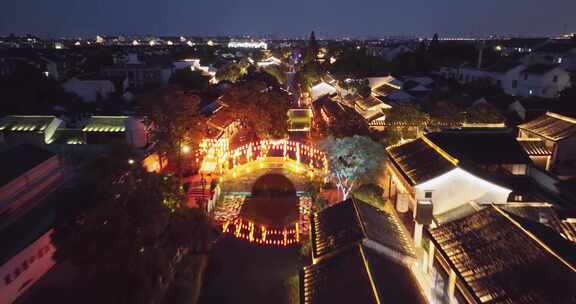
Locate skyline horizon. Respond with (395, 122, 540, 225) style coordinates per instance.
(1, 30, 573, 40)
(1, 0, 575, 39)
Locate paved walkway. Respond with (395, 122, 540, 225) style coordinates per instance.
(198, 236, 301, 304)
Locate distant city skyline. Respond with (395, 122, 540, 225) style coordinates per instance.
(1, 0, 575, 38)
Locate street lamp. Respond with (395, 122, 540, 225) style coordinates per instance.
(181, 145, 191, 154)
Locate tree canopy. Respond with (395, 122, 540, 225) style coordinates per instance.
(466, 102, 505, 124)
(294, 61, 324, 94)
(170, 69, 210, 91)
(215, 60, 250, 83)
(52, 171, 214, 304)
(330, 47, 391, 80)
(262, 64, 288, 86)
(220, 80, 292, 139)
(384, 104, 430, 126)
(139, 87, 207, 178)
(318, 135, 387, 200)
(429, 101, 466, 126)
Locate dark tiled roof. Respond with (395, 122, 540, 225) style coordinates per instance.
(0, 115, 58, 133)
(429, 206, 576, 304)
(362, 246, 427, 304)
(301, 245, 377, 304)
(517, 139, 552, 156)
(354, 201, 415, 258)
(312, 96, 347, 118)
(518, 112, 576, 141)
(500, 204, 576, 244)
(82, 116, 128, 132)
(426, 131, 531, 165)
(53, 129, 86, 145)
(0, 145, 55, 187)
(301, 244, 426, 304)
(207, 108, 235, 130)
(387, 138, 456, 186)
(310, 198, 416, 260)
(310, 199, 363, 259)
(373, 84, 401, 97)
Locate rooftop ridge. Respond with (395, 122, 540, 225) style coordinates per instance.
(421, 135, 460, 166)
(547, 112, 576, 125)
(493, 205, 576, 273)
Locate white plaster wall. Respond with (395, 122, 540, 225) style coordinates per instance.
(63, 79, 115, 103)
(125, 117, 148, 148)
(311, 82, 337, 101)
(415, 168, 512, 215)
(0, 230, 56, 304)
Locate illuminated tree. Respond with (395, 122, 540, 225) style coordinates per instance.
(215, 62, 248, 83)
(385, 104, 429, 126)
(429, 101, 466, 126)
(139, 87, 206, 182)
(466, 102, 505, 124)
(319, 135, 387, 201)
(262, 64, 288, 86)
(52, 171, 214, 304)
(220, 81, 291, 139)
(294, 61, 324, 95)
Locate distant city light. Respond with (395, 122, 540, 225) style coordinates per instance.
(181, 145, 191, 153)
(128, 159, 135, 165)
(228, 41, 268, 49)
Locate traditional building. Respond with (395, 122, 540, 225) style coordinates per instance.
(62, 75, 128, 103)
(384, 130, 532, 246)
(440, 62, 571, 99)
(517, 112, 576, 174)
(0, 145, 66, 303)
(0, 145, 65, 222)
(81, 116, 149, 148)
(302, 198, 426, 304)
(310, 81, 337, 102)
(426, 205, 576, 303)
(0, 116, 63, 146)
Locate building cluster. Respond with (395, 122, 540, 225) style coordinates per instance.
(379, 124, 576, 303)
(1, 31, 576, 303)
(0, 114, 151, 302)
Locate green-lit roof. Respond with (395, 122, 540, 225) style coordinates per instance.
(0, 115, 58, 132)
(82, 116, 128, 132)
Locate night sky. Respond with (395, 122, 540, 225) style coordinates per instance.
(1, 0, 575, 38)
